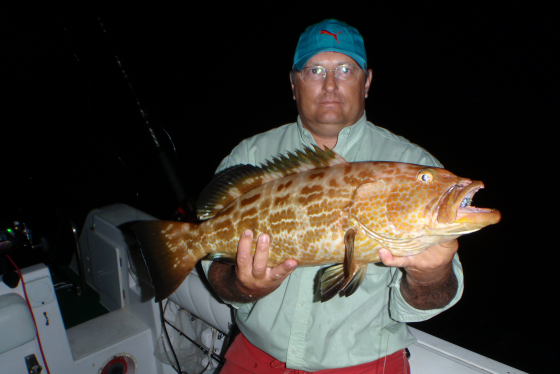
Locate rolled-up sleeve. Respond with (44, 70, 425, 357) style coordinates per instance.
(200, 259, 251, 310)
(388, 253, 464, 322)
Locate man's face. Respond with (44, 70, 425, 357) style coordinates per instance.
(291, 52, 372, 133)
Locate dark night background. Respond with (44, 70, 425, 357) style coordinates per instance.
(3, 2, 556, 373)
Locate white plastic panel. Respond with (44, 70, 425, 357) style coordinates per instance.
(1, 262, 166, 374)
(70, 324, 157, 374)
(408, 326, 527, 374)
(169, 267, 232, 334)
(86, 228, 124, 311)
(0, 293, 36, 354)
(26, 276, 55, 308)
(18, 264, 75, 373)
(0, 340, 44, 374)
(67, 309, 151, 361)
(75, 203, 158, 294)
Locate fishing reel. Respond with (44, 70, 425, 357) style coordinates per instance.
(1, 221, 49, 288)
(0, 221, 48, 256)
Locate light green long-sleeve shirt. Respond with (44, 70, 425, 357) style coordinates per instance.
(204, 113, 463, 371)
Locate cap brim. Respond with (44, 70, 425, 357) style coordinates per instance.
(293, 48, 366, 70)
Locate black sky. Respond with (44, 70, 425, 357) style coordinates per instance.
(3, 3, 556, 373)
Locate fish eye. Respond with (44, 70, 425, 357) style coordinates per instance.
(417, 169, 435, 183)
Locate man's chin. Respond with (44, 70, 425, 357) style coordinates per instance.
(314, 112, 349, 126)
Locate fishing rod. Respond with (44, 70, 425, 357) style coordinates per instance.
(96, 17, 186, 206)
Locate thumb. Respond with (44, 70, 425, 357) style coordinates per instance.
(379, 248, 407, 267)
(378, 248, 392, 264)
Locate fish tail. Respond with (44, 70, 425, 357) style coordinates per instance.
(131, 220, 203, 302)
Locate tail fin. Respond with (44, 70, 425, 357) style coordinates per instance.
(131, 220, 200, 302)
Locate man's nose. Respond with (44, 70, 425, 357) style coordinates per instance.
(322, 70, 338, 92)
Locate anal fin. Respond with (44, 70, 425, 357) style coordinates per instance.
(320, 228, 367, 302)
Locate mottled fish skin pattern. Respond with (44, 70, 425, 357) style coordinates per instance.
(133, 149, 500, 302)
(159, 162, 497, 268)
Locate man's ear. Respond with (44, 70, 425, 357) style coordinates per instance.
(365, 68, 373, 98)
(290, 71, 296, 100)
(366, 69, 373, 97)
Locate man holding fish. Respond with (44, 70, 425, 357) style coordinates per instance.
(207, 19, 463, 373)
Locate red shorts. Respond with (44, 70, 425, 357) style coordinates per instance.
(221, 333, 410, 374)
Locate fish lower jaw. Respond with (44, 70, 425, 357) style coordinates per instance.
(455, 208, 501, 224)
(431, 206, 501, 229)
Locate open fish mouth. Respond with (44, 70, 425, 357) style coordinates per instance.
(437, 180, 501, 225)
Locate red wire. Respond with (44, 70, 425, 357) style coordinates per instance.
(6, 255, 52, 374)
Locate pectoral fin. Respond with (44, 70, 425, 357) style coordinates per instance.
(320, 228, 367, 302)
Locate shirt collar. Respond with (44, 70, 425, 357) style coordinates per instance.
(296, 112, 367, 157)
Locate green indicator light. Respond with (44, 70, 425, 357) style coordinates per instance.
(7, 229, 12, 233)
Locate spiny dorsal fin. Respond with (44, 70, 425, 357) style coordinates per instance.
(197, 164, 264, 220)
(259, 145, 347, 180)
(196, 146, 347, 220)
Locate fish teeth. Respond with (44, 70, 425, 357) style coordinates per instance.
(460, 198, 472, 207)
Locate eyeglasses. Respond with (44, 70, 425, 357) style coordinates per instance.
(299, 64, 362, 86)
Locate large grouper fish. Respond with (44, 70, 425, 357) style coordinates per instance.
(132, 146, 501, 302)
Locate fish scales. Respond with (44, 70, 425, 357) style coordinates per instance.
(132, 146, 501, 302)
(200, 165, 359, 267)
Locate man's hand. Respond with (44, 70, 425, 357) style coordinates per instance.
(378, 239, 458, 282)
(236, 230, 298, 294)
(378, 239, 459, 310)
(208, 230, 297, 303)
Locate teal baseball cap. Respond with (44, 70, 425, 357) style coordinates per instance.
(293, 19, 367, 71)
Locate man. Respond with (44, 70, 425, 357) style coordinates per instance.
(205, 19, 462, 373)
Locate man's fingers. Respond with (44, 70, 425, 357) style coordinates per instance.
(235, 231, 295, 293)
(236, 230, 254, 272)
(251, 233, 270, 278)
(379, 248, 408, 267)
(272, 259, 298, 280)
(379, 240, 458, 273)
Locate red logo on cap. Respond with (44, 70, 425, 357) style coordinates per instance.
(320, 30, 342, 44)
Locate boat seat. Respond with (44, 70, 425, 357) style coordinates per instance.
(169, 265, 233, 334)
(0, 293, 36, 354)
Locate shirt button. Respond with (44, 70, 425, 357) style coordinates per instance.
(300, 301, 306, 307)
(292, 349, 298, 355)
